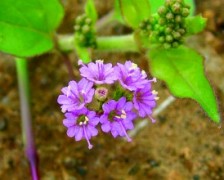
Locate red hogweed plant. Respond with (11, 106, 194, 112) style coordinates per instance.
(0, 0, 220, 179)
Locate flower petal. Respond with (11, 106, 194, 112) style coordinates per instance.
(75, 127, 83, 141)
(101, 122, 111, 132)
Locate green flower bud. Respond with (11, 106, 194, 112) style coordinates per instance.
(178, 28, 186, 35)
(172, 31, 181, 39)
(158, 6, 167, 16)
(159, 36, 165, 43)
(82, 25, 90, 33)
(165, 27, 172, 34)
(165, 0, 173, 6)
(172, 41, 179, 48)
(159, 18, 166, 25)
(166, 35, 173, 42)
(172, 3, 181, 14)
(182, 8, 190, 17)
(85, 18, 92, 25)
(74, 25, 80, 31)
(164, 42, 171, 49)
(166, 12, 174, 20)
(175, 15, 182, 23)
(75, 16, 83, 24)
(147, 25, 152, 31)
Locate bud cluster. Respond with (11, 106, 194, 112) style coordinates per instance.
(139, 17, 156, 37)
(139, 0, 190, 49)
(57, 60, 158, 149)
(74, 14, 97, 48)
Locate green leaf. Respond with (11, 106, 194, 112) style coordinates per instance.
(185, 15, 207, 35)
(114, 0, 125, 24)
(0, 0, 64, 57)
(85, 0, 98, 24)
(114, 0, 151, 29)
(149, 0, 195, 15)
(148, 46, 220, 123)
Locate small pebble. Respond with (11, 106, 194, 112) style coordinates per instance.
(76, 166, 87, 176)
(193, 175, 200, 180)
(147, 159, 160, 168)
(63, 157, 77, 169)
(0, 118, 8, 131)
(128, 164, 140, 175)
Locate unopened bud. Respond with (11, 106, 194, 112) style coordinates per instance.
(178, 28, 186, 35)
(172, 3, 181, 14)
(82, 25, 90, 33)
(166, 35, 173, 42)
(165, 27, 172, 34)
(158, 6, 167, 16)
(166, 12, 174, 20)
(74, 25, 80, 31)
(164, 43, 171, 49)
(76, 16, 83, 24)
(159, 18, 166, 25)
(172, 31, 181, 39)
(172, 41, 179, 48)
(159, 36, 165, 43)
(165, 0, 173, 6)
(182, 8, 190, 17)
(175, 15, 182, 23)
(85, 18, 92, 25)
(95, 87, 108, 102)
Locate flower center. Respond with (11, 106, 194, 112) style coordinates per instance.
(108, 110, 126, 121)
(77, 115, 89, 125)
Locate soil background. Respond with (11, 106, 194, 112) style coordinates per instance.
(0, 0, 224, 179)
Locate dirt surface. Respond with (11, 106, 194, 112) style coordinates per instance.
(0, 0, 224, 179)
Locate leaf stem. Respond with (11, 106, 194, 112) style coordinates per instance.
(15, 58, 39, 180)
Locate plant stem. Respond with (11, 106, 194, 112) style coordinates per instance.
(15, 58, 39, 180)
(96, 34, 138, 52)
(57, 34, 139, 53)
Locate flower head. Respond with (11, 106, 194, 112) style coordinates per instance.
(115, 61, 152, 91)
(63, 108, 99, 149)
(57, 78, 94, 113)
(78, 60, 117, 84)
(133, 83, 157, 123)
(58, 59, 158, 149)
(100, 97, 136, 142)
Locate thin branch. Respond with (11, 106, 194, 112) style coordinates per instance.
(129, 96, 176, 137)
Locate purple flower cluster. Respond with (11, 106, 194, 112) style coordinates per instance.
(57, 60, 158, 149)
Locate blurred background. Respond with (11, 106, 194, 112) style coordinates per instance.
(0, 0, 224, 179)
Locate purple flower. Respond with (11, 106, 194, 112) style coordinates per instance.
(78, 60, 117, 84)
(57, 78, 94, 113)
(133, 84, 157, 123)
(115, 61, 155, 91)
(63, 108, 99, 149)
(100, 97, 136, 142)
